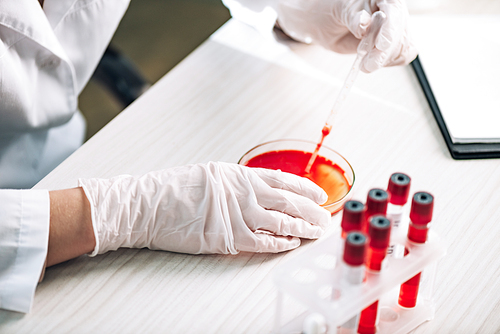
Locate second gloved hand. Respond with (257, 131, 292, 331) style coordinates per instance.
(276, 0, 417, 72)
(79, 162, 330, 255)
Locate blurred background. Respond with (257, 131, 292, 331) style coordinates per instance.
(79, 0, 231, 140)
(80, 0, 489, 141)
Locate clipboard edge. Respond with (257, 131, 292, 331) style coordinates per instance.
(411, 56, 500, 160)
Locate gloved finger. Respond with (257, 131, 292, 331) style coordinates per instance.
(241, 200, 325, 237)
(374, 24, 393, 52)
(372, 5, 401, 52)
(252, 187, 331, 228)
(370, 0, 416, 68)
(247, 207, 325, 239)
(237, 234, 301, 253)
(360, 48, 388, 73)
(250, 167, 328, 205)
(362, 34, 417, 72)
(387, 36, 418, 66)
(345, 9, 372, 39)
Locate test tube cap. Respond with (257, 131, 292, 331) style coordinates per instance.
(410, 192, 434, 225)
(343, 232, 368, 266)
(368, 215, 391, 249)
(387, 173, 411, 205)
(341, 200, 365, 233)
(366, 188, 389, 215)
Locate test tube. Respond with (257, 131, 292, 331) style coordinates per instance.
(364, 189, 389, 232)
(398, 192, 434, 308)
(357, 216, 391, 334)
(341, 200, 365, 238)
(339, 232, 368, 334)
(386, 173, 411, 228)
(387, 173, 411, 258)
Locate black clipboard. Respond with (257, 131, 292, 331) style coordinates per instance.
(411, 56, 500, 160)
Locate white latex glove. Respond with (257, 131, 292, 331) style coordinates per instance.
(79, 162, 330, 255)
(275, 0, 417, 72)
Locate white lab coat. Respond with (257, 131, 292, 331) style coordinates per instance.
(0, 0, 271, 315)
(0, 0, 130, 189)
(0, 0, 129, 313)
(0, 190, 49, 313)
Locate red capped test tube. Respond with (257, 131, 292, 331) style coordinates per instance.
(341, 200, 365, 238)
(398, 192, 434, 308)
(387, 173, 411, 258)
(387, 173, 411, 229)
(358, 216, 392, 334)
(364, 189, 389, 232)
(340, 232, 368, 333)
(343, 231, 368, 270)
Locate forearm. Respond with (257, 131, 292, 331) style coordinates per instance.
(47, 188, 96, 267)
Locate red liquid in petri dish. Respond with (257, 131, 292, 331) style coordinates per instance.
(244, 150, 351, 210)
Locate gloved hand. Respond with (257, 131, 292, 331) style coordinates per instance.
(275, 0, 417, 72)
(79, 162, 330, 255)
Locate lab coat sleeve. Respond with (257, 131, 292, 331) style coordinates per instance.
(0, 190, 50, 313)
(222, 0, 279, 36)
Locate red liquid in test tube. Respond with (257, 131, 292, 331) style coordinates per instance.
(398, 192, 434, 308)
(341, 200, 365, 238)
(364, 189, 389, 232)
(357, 216, 391, 334)
(339, 232, 368, 333)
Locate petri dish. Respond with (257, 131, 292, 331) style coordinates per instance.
(239, 139, 355, 214)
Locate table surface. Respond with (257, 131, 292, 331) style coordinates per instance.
(2, 2, 500, 333)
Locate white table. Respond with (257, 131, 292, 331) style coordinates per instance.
(2, 2, 500, 333)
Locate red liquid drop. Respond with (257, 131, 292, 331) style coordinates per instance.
(244, 150, 351, 208)
(322, 124, 332, 137)
(305, 125, 333, 173)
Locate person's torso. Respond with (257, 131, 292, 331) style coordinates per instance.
(0, 0, 130, 188)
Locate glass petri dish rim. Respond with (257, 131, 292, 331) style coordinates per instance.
(238, 139, 355, 212)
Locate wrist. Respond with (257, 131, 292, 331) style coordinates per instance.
(79, 175, 154, 254)
(46, 188, 96, 267)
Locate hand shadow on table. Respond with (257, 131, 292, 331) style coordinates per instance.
(40, 240, 314, 286)
(0, 240, 315, 324)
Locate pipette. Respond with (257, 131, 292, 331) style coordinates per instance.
(304, 11, 387, 174)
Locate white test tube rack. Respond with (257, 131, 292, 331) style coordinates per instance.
(272, 225, 446, 334)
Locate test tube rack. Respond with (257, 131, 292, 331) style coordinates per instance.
(272, 224, 446, 334)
